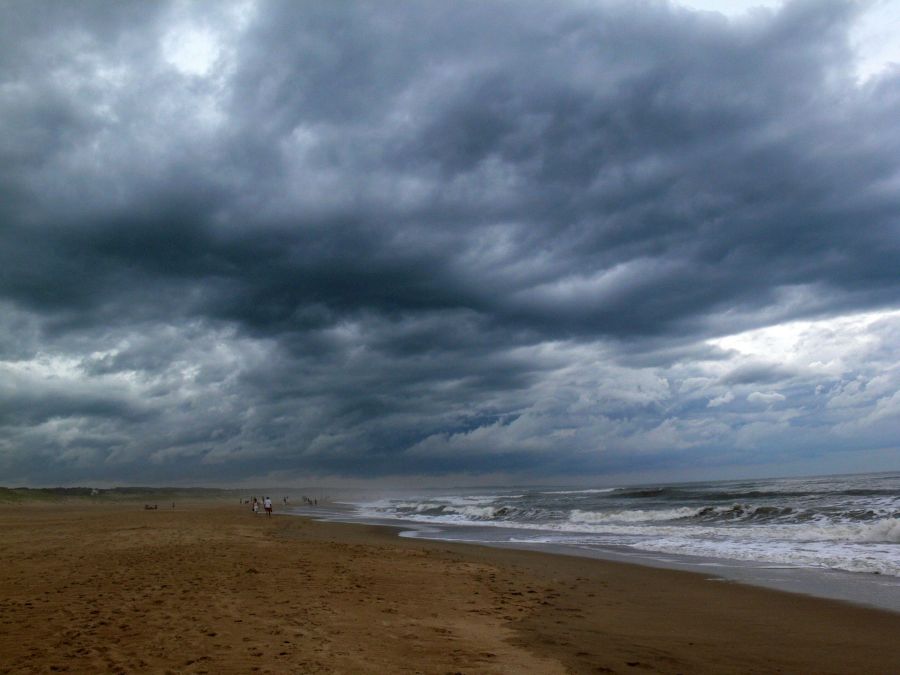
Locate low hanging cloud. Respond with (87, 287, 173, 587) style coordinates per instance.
(707, 392, 735, 408)
(0, 0, 898, 485)
(746, 391, 787, 406)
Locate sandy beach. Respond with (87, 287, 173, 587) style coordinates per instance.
(1, 501, 898, 674)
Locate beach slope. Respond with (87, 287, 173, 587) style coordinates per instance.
(1, 503, 897, 674)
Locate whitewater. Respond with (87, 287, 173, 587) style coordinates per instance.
(301, 471, 900, 612)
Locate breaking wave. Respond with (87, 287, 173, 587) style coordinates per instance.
(351, 473, 900, 578)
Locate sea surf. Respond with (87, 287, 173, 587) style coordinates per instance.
(293, 471, 900, 612)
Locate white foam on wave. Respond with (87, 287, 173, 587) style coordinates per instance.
(357, 500, 518, 522)
(356, 493, 521, 511)
(635, 536, 900, 576)
(451, 505, 506, 519)
(432, 493, 524, 504)
(346, 477, 900, 579)
(361, 500, 900, 544)
(569, 507, 702, 523)
(559, 515, 900, 544)
(357, 504, 900, 575)
(395, 515, 900, 577)
(540, 488, 619, 495)
(844, 517, 900, 543)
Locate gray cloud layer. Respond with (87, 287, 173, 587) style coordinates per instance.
(1, 0, 898, 485)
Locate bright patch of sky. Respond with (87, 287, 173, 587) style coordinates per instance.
(709, 308, 900, 370)
(162, 25, 220, 77)
(676, 0, 900, 83)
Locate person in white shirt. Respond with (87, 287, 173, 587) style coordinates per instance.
(264, 496, 272, 517)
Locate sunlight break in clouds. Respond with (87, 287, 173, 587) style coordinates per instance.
(676, 0, 900, 83)
(710, 309, 900, 371)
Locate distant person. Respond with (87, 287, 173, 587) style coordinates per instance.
(252, 499, 259, 514)
(264, 496, 273, 517)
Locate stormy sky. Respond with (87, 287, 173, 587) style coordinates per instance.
(1, 0, 899, 487)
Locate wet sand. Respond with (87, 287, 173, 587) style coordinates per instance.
(1, 502, 898, 674)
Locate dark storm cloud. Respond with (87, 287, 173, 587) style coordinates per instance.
(1, 0, 899, 484)
(5, 0, 897, 334)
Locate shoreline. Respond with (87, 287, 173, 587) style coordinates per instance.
(288, 504, 900, 615)
(2, 501, 899, 673)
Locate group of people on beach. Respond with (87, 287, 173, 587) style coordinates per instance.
(247, 496, 273, 516)
(241, 495, 318, 515)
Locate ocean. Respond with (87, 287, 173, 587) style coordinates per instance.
(294, 471, 900, 612)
